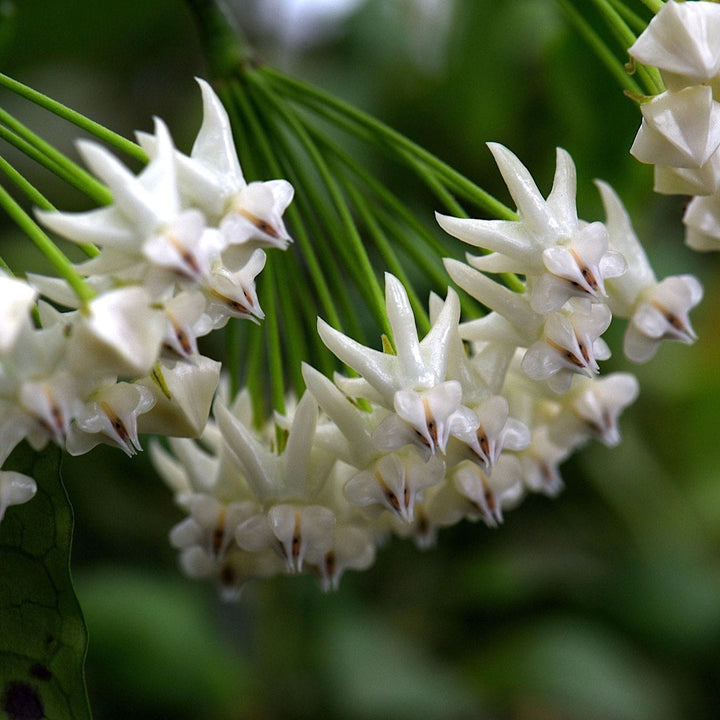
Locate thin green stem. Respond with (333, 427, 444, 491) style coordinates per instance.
(374, 204, 483, 320)
(263, 257, 285, 415)
(246, 72, 390, 337)
(639, 0, 663, 14)
(0, 155, 99, 258)
(0, 184, 95, 303)
(183, 0, 255, 78)
(307, 126, 459, 260)
(0, 73, 147, 163)
(259, 66, 516, 221)
(588, 0, 663, 94)
(556, 0, 644, 95)
(342, 175, 431, 335)
(308, 126, 485, 317)
(0, 124, 103, 205)
(239, 76, 375, 342)
(275, 250, 311, 394)
(225, 317, 241, 400)
(0, 108, 112, 204)
(228, 82, 343, 332)
(606, 0, 649, 34)
(0, 154, 54, 211)
(244, 320, 268, 430)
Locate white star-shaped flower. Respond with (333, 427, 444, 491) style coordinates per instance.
(522, 299, 612, 393)
(629, 0, 720, 91)
(137, 78, 294, 250)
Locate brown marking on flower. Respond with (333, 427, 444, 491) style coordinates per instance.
(167, 312, 193, 356)
(291, 512, 302, 561)
(375, 470, 401, 513)
(547, 338, 585, 368)
(422, 396, 437, 446)
(100, 401, 130, 444)
(236, 207, 279, 238)
(569, 248, 599, 291)
(213, 505, 227, 555)
(324, 551, 336, 581)
(167, 234, 201, 277)
(650, 300, 686, 337)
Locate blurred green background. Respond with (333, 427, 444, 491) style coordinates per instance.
(2, 0, 720, 718)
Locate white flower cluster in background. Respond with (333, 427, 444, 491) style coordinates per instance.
(628, 0, 720, 251)
(152, 139, 702, 597)
(0, 79, 293, 519)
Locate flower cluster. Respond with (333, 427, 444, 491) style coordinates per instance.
(628, 0, 720, 251)
(152, 138, 701, 597)
(0, 79, 293, 518)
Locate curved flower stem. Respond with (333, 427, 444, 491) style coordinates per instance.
(246, 72, 391, 337)
(606, 0, 649, 34)
(640, 0, 663, 14)
(262, 257, 285, 415)
(274, 250, 314, 389)
(342, 176, 431, 335)
(556, 0, 645, 95)
(225, 317, 242, 400)
(243, 320, 267, 429)
(0, 110, 112, 205)
(241, 76, 379, 341)
(306, 125, 487, 318)
(0, 155, 99, 258)
(0, 186, 95, 303)
(588, 0, 664, 94)
(0, 124, 105, 208)
(0, 73, 147, 163)
(225, 82, 343, 333)
(258, 65, 516, 221)
(184, 0, 254, 78)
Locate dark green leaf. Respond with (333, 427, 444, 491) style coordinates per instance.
(0, 442, 91, 720)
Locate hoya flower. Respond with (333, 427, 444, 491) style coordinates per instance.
(530, 222, 626, 313)
(559, 373, 640, 448)
(437, 144, 580, 277)
(66, 381, 156, 457)
(595, 181, 704, 361)
(136, 355, 221, 438)
(653, 150, 720, 196)
(169, 494, 282, 598)
(214, 390, 330, 504)
(0, 273, 37, 354)
(202, 248, 267, 327)
(0, 470, 37, 525)
(344, 450, 445, 523)
(449, 394, 531, 470)
(522, 299, 612, 394)
(38, 119, 222, 293)
(630, 87, 720, 169)
(137, 78, 294, 250)
(624, 275, 703, 363)
(318, 274, 478, 455)
(628, 0, 720, 92)
(235, 503, 336, 574)
(518, 426, 569, 497)
(67, 286, 166, 381)
(372, 381, 477, 456)
(316, 524, 376, 593)
(450, 456, 524, 528)
(319, 274, 460, 404)
(0, 324, 80, 451)
(161, 290, 211, 360)
(683, 191, 720, 251)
